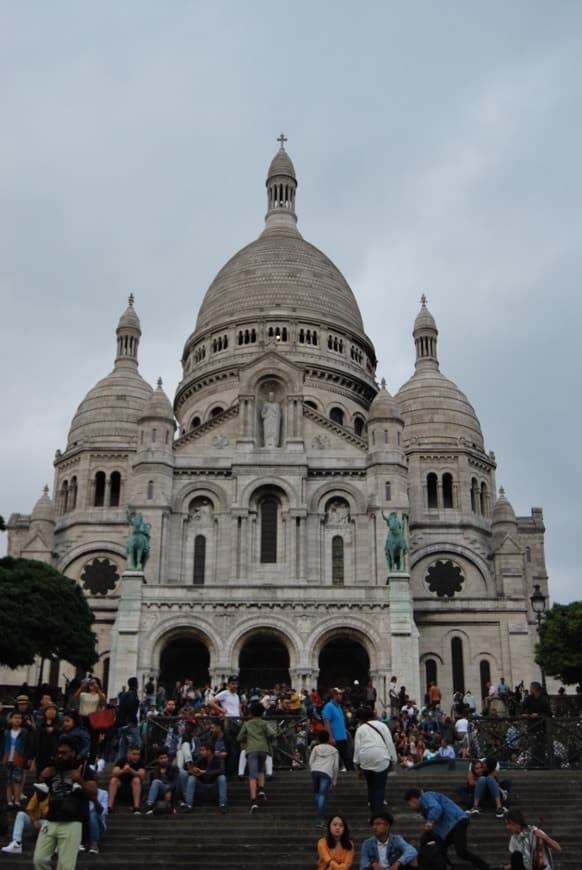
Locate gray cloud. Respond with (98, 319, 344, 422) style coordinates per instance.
(1, 2, 580, 603)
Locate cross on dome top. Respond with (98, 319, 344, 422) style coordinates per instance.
(277, 132, 288, 148)
(420, 293, 427, 307)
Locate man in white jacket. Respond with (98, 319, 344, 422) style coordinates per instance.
(354, 706, 398, 816)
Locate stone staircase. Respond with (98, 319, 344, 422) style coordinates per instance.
(4, 767, 582, 869)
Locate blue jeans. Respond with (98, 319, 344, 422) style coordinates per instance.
(311, 771, 331, 821)
(185, 774, 227, 808)
(362, 765, 390, 816)
(12, 811, 33, 843)
(147, 779, 175, 805)
(475, 775, 500, 805)
(88, 808, 106, 845)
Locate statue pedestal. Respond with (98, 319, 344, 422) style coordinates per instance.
(387, 571, 420, 704)
(108, 570, 145, 699)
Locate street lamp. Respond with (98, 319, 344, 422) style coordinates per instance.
(530, 583, 547, 689)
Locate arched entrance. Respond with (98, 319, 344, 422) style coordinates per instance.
(318, 635, 370, 696)
(159, 636, 210, 691)
(238, 631, 290, 689)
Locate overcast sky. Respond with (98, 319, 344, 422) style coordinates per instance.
(1, 2, 580, 604)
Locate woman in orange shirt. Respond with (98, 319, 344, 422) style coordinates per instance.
(317, 815, 354, 870)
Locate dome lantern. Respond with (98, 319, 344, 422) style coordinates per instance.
(413, 294, 439, 371)
(264, 133, 298, 232)
(115, 293, 141, 367)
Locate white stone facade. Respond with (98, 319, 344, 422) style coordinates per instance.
(6, 142, 549, 706)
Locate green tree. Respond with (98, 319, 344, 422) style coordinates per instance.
(0, 556, 97, 671)
(535, 601, 582, 685)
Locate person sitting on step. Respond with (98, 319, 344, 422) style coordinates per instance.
(107, 745, 145, 814)
(181, 742, 227, 814)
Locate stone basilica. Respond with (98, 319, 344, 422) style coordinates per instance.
(7, 140, 549, 704)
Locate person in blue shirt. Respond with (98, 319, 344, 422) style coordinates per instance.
(360, 811, 418, 869)
(322, 688, 353, 771)
(404, 787, 492, 870)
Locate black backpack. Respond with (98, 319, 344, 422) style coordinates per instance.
(417, 831, 450, 870)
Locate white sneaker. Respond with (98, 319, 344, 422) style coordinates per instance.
(1, 842, 22, 854)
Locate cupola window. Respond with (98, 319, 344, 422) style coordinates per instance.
(109, 472, 121, 507)
(94, 471, 106, 507)
(193, 535, 206, 585)
(332, 536, 344, 586)
(427, 473, 438, 509)
(442, 473, 454, 509)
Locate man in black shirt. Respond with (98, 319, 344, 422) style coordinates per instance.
(117, 677, 141, 757)
(522, 681, 552, 767)
(33, 735, 96, 870)
(108, 746, 146, 814)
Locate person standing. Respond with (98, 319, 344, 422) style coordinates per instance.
(208, 675, 241, 778)
(353, 707, 397, 816)
(116, 677, 141, 757)
(33, 735, 97, 870)
(237, 702, 275, 814)
(404, 787, 492, 870)
(322, 688, 353, 771)
(309, 730, 339, 827)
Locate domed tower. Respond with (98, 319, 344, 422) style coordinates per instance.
(396, 296, 495, 526)
(491, 486, 518, 548)
(174, 137, 377, 445)
(54, 295, 153, 519)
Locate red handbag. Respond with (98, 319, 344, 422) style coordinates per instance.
(87, 708, 116, 731)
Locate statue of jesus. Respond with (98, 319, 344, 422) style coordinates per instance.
(261, 392, 281, 447)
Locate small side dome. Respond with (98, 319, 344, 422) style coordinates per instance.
(369, 379, 402, 422)
(492, 487, 517, 527)
(140, 378, 175, 422)
(31, 485, 56, 523)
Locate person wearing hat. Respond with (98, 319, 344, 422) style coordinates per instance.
(1, 782, 49, 855)
(15, 695, 34, 731)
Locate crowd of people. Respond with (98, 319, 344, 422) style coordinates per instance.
(0, 674, 565, 869)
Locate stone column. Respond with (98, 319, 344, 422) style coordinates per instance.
(108, 570, 145, 697)
(388, 571, 420, 703)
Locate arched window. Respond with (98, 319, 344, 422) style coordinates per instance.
(470, 478, 479, 512)
(385, 481, 392, 502)
(425, 659, 437, 693)
(332, 536, 344, 586)
(260, 497, 278, 563)
(330, 407, 344, 426)
(354, 416, 364, 437)
(305, 400, 318, 410)
(427, 473, 438, 509)
(480, 482, 488, 515)
(69, 476, 78, 510)
(109, 472, 121, 507)
(147, 480, 154, 500)
(191, 416, 201, 429)
(479, 660, 491, 702)
(451, 637, 465, 694)
(193, 535, 206, 585)
(62, 480, 69, 513)
(525, 545, 531, 563)
(442, 473, 454, 508)
(94, 471, 106, 507)
(209, 406, 223, 418)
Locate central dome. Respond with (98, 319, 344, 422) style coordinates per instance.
(195, 228, 365, 335)
(193, 139, 366, 339)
